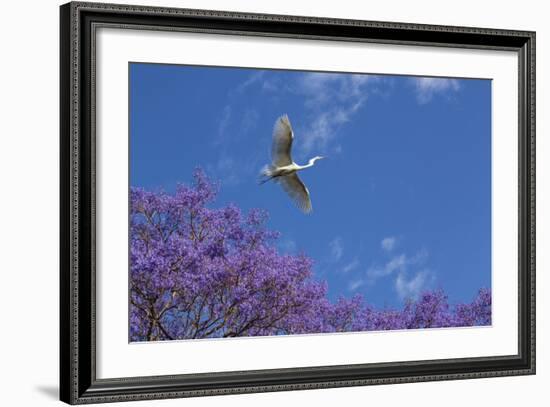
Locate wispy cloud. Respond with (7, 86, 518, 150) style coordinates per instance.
(367, 254, 407, 279)
(300, 100, 364, 154)
(381, 236, 397, 252)
(211, 76, 263, 182)
(329, 237, 344, 262)
(365, 245, 432, 301)
(297, 72, 343, 107)
(412, 77, 460, 104)
(367, 249, 429, 279)
(341, 258, 360, 274)
(395, 269, 433, 300)
(235, 70, 389, 157)
(215, 105, 232, 145)
(236, 71, 265, 94)
(348, 278, 366, 292)
(240, 108, 259, 135)
(261, 78, 279, 92)
(367, 247, 428, 281)
(295, 72, 377, 154)
(237, 71, 285, 95)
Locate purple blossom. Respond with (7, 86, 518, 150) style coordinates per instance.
(130, 169, 492, 341)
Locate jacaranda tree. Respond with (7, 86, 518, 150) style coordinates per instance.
(130, 169, 491, 341)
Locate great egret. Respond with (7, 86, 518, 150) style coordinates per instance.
(260, 114, 325, 213)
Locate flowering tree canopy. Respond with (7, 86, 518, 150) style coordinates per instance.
(130, 169, 491, 342)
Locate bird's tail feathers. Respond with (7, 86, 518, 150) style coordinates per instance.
(261, 164, 277, 177)
(259, 164, 277, 184)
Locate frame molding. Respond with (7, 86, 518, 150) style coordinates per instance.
(60, 1, 535, 404)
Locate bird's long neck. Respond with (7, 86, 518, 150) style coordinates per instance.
(297, 157, 319, 170)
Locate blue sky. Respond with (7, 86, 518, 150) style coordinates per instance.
(130, 63, 492, 309)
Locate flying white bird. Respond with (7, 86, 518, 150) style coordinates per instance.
(260, 114, 325, 213)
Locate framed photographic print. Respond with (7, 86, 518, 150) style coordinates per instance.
(60, 1, 536, 404)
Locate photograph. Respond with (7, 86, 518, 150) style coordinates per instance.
(57, 1, 536, 404)
(129, 63, 492, 342)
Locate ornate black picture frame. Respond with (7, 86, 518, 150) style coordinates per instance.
(60, 1, 535, 404)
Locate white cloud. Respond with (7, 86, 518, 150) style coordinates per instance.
(412, 77, 460, 104)
(367, 254, 406, 278)
(215, 105, 232, 144)
(298, 72, 374, 107)
(236, 71, 265, 93)
(240, 108, 259, 134)
(329, 237, 344, 262)
(298, 72, 340, 107)
(294, 73, 379, 155)
(301, 100, 364, 154)
(348, 278, 365, 292)
(410, 248, 429, 263)
(367, 248, 428, 280)
(261, 79, 279, 92)
(238, 70, 388, 156)
(395, 270, 432, 300)
(341, 258, 360, 274)
(365, 245, 432, 301)
(381, 236, 396, 252)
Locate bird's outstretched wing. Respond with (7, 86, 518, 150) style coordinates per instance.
(271, 114, 294, 167)
(278, 173, 312, 213)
